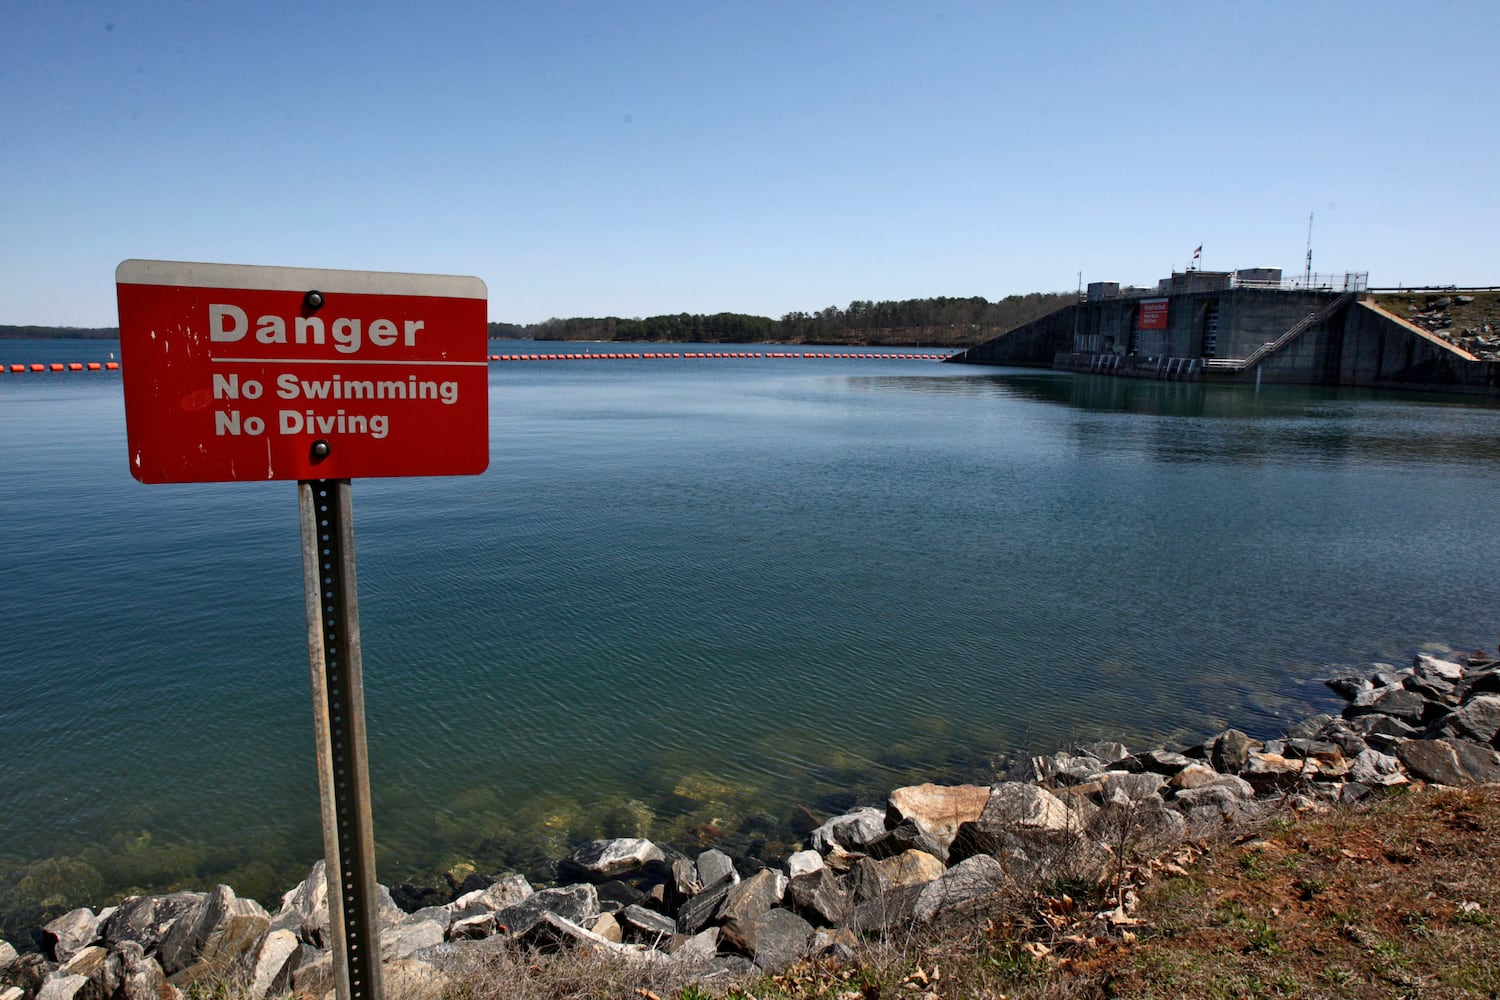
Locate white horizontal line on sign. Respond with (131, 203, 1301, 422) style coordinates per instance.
(116, 259, 486, 299)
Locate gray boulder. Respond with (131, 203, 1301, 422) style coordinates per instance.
(720, 908, 813, 972)
(157, 885, 269, 980)
(784, 850, 823, 880)
(493, 884, 599, 939)
(950, 782, 1086, 862)
(60, 945, 118, 1000)
(617, 905, 676, 945)
(380, 919, 444, 962)
(1209, 730, 1252, 773)
(718, 870, 786, 927)
(1349, 688, 1432, 725)
(675, 879, 733, 935)
(1442, 694, 1500, 744)
(35, 974, 88, 1000)
(786, 869, 851, 927)
(40, 909, 98, 964)
(517, 912, 662, 963)
(912, 855, 1007, 923)
(448, 873, 533, 919)
(1414, 653, 1465, 683)
(559, 839, 665, 882)
(100, 893, 206, 954)
(1349, 748, 1407, 787)
(809, 808, 887, 854)
(695, 849, 739, 890)
(1396, 738, 1500, 786)
(247, 928, 300, 1000)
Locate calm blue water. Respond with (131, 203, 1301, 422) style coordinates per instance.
(4, 337, 1500, 922)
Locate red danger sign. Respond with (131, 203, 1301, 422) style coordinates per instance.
(117, 260, 489, 483)
(1139, 298, 1169, 331)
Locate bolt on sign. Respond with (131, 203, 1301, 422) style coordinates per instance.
(116, 259, 489, 482)
(117, 259, 489, 1000)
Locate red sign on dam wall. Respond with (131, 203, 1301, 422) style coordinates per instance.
(116, 260, 489, 483)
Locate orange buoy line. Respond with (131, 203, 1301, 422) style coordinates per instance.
(484, 350, 954, 363)
(3, 361, 119, 374)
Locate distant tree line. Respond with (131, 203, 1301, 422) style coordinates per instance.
(492, 292, 1074, 348)
(5, 292, 1076, 349)
(0, 325, 118, 339)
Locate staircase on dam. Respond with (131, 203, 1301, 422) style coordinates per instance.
(1202, 291, 1356, 374)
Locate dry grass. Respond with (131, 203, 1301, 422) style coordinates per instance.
(241, 785, 1500, 1000)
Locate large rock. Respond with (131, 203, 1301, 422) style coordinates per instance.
(864, 819, 948, 863)
(675, 879, 734, 935)
(448, 874, 533, 918)
(786, 868, 851, 927)
(1348, 688, 1433, 725)
(695, 849, 739, 890)
(1209, 730, 1252, 773)
(1414, 653, 1465, 683)
(35, 974, 88, 1000)
(517, 913, 662, 963)
(912, 855, 1007, 923)
(719, 908, 813, 972)
(617, 905, 676, 945)
(60, 946, 118, 1000)
(784, 850, 823, 880)
(0, 941, 16, 971)
(381, 959, 450, 1000)
(851, 850, 945, 902)
(247, 929, 300, 1000)
(718, 870, 787, 927)
(1442, 695, 1500, 744)
(380, 919, 444, 962)
(493, 884, 599, 939)
(1099, 772, 1166, 803)
(1396, 738, 1500, 786)
(808, 808, 887, 854)
(885, 783, 990, 854)
(3, 954, 51, 999)
(40, 909, 98, 964)
(1088, 795, 1186, 851)
(100, 893, 207, 954)
(950, 782, 1084, 862)
(125, 953, 177, 1000)
(158, 885, 269, 980)
(269, 863, 331, 946)
(1349, 748, 1408, 787)
(558, 839, 665, 882)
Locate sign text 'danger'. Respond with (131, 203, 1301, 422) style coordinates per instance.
(117, 259, 489, 483)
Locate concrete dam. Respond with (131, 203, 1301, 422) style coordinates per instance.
(950, 269, 1500, 396)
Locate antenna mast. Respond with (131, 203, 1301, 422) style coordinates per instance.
(1304, 212, 1313, 285)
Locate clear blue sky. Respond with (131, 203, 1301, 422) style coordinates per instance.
(4, 1, 1496, 327)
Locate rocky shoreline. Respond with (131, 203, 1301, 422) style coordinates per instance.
(4, 646, 1500, 1000)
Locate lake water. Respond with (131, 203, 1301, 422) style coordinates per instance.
(4, 337, 1500, 928)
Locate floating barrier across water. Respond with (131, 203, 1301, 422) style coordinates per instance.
(3, 353, 954, 374)
(2, 361, 119, 374)
(483, 351, 954, 362)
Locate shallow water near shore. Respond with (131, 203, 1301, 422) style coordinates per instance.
(4, 338, 1500, 926)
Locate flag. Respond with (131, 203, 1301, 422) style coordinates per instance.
(1192, 245, 1202, 260)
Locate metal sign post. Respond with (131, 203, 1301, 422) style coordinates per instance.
(116, 260, 489, 1000)
(300, 479, 381, 1000)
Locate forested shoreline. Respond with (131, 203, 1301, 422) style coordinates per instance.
(3, 292, 1074, 348)
(494, 292, 1073, 348)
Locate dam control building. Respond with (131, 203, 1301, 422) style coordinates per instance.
(951, 267, 1500, 395)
